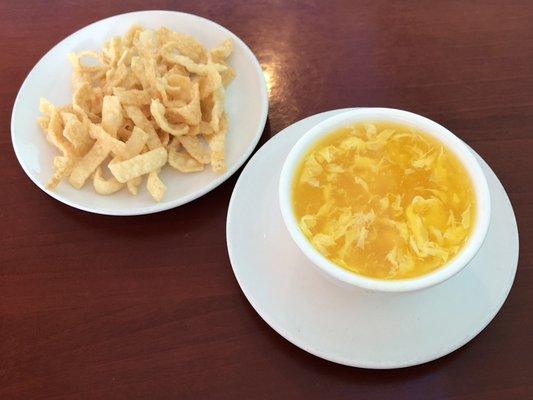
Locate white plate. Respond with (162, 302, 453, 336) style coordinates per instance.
(11, 10, 268, 215)
(226, 109, 519, 369)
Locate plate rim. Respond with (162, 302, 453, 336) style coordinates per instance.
(11, 10, 268, 216)
(226, 108, 519, 369)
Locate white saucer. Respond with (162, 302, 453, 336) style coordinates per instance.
(226, 109, 519, 369)
(11, 11, 268, 215)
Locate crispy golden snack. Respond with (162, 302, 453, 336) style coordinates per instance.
(38, 25, 234, 201)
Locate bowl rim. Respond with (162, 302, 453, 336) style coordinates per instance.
(278, 107, 491, 292)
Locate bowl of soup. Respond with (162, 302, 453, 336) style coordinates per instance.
(279, 108, 491, 292)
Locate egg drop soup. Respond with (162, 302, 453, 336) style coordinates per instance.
(292, 122, 476, 280)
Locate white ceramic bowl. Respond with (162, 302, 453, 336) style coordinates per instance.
(11, 10, 268, 216)
(279, 108, 491, 292)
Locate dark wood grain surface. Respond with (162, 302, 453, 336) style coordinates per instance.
(1, 1, 532, 399)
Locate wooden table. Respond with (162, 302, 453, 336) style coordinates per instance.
(1, 1, 532, 399)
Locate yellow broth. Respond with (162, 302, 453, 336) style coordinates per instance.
(292, 122, 476, 279)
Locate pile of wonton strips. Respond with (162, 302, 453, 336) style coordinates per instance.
(38, 25, 234, 201)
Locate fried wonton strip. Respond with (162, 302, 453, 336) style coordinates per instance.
(113, 88, 152, 106)
(179, 135, 210, 164)
(207, 113, 228, 173)
(68, 51, 104, 73)
(89, 124, 126, 156)
(199, 120, 214, 135)
(93, 166, 124, 194)
(163, 74, 192, 101)
(61, 112, 94, 155)
(38, 115, 50, 130)
(109, 147, 167, 183)
(161, 42, 227, 75)
(122, 126, 149, 159)
(38, 99, 75, 157)
(209, 87, 225, 133)
(220, 67, 236, 87)
(101, 95, 123, 137)
(167, 33, 207, 63)
(73, 83, 100, 122)
(69, 141, 109, 189)
(123, 105, 162, 150)
(47, 156, 76, 190)
(150, 99, 188, 136)
(126, 176, 142, 195)
(199, 65, 222, 100)
(103, 63, 128, 94)
(102, 37, 122, 67)
(158, 131, 170, 146)
(123, 25, 143, 47)
(38, 99, 78, 189)
(175, 82, 201, 125)
(210, 39, 233, 63)
(168, 141, 204, 172)
(146, 171, 166, 202)
(39, 98, 56, 117)
(187, 124, 200, 136)
(130, 56, 151, 91)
